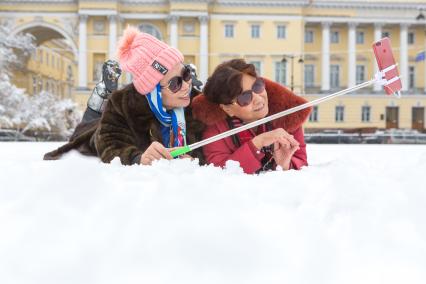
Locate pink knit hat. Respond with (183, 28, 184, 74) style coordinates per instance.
(117, 26, 184, 95)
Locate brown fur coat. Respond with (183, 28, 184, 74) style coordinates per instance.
(43, 84, 205, 165)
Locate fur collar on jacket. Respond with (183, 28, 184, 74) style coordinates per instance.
(191, 78, 311, 133)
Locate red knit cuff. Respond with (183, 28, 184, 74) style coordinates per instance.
(248, 140, 265, 161)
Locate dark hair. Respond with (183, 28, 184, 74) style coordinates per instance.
(203, 59, 257, 104)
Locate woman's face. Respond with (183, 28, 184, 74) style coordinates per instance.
(160, 63, 192, 110)
(220, 74, 269, 123)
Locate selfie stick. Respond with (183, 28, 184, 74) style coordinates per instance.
(171, 42, 402, 158)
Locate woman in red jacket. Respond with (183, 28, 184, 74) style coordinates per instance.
(192, 59, 311, 174)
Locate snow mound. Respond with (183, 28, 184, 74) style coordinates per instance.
(0, 143, 425, 284)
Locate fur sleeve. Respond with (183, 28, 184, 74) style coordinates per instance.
(94, 98, 143, 165)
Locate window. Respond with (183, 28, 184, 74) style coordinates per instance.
(304, 64, 314, 87)
(331, 31, 339, 43)
(277, 25, 286, 39)
(335, 106, 344, 122)
(250, 61, 262, 75)
(67, 65, 73, 81)
(38, 79, 43, 93)
(362, 106, 371, 122)
(32, 76, 37, 95)
(139, 24, 162, 40)
(305, 30, 314, 43)
(31, 49, 36, 60)
(46, 53, 49, 66)
(382, 31, 390, 38)
(356, 65, 365, 84)
(93, 20, 105, 35)
(92, 53, 105, 82)
(409, 66, 415, 89)
(408, 32, 415, 45)
(275, 61, 286, 85)
(330, 65, 340, 88)
(39, 50, 43, 63)
(356, 31, 364, 44)
(183, 21, 195, 35)
(94, 62, 102, 82)
(225, 24, 234, 38)
(251, 25, 260, 38)
(309, 106, 318, 122)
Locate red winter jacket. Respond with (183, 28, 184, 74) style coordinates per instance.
(192, 78, 311, 174)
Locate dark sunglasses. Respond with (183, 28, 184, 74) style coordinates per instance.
(231, 77, 265, 107)
(161, 65, 192, 93)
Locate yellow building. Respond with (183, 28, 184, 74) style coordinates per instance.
(1, 0, 426, 131)
(13, 40, 76, 99)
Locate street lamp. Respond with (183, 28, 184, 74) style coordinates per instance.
(281, 55, 304, 91)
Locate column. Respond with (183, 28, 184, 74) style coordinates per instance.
(321, 22, 331, 92)
(78, 14, 88, 89)
(424, 24, 426, 93)
(400, 23, 409, 91)
(374, 23, 383, 91)
(108, 15, 118, 60)
(126, 73, 132, 84)
(348, 22, 357, 88)
(168, 15, 179, 48)
(199, 16, 209, 83)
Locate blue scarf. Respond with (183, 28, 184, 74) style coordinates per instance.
(146, 84, 187, 148)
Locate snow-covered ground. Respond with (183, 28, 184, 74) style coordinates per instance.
(1, 142, 425, 284)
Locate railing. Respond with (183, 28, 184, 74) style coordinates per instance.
(305, 131, 426, 144)
(3, 128, 426, 144)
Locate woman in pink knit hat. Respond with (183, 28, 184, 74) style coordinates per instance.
(44, 26, 204, 165)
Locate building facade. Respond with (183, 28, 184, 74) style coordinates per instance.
(1, 0, 426, 131)
(13, 40, 76, 99)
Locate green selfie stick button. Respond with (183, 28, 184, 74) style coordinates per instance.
(170, 145, 191, 158)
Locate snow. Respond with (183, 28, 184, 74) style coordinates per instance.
(0, 77, 81, 135)
(1, 142, 426, 284)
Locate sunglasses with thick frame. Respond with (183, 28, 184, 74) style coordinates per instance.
(229, 77, 265, 107)
(160, 65, 192, 93)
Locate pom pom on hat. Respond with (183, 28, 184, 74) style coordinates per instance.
(117, 26, 139, 65)
(116, 26, 184, 95)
